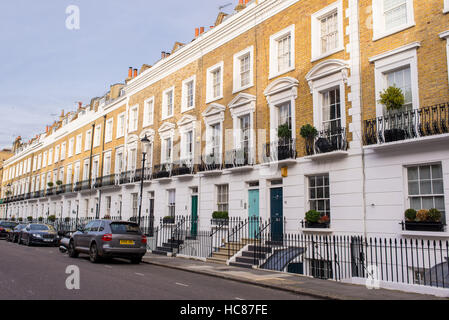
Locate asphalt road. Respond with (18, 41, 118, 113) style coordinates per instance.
(0, 240, 318, 300)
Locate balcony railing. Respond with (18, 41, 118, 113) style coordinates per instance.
(153, 163, 172, 179)
(198, 154, 223, 172)
(364, 103, 449, 145)
(263, 138, 296, 163)
(305, 125, 348, 156)
(172, 159, 195, 176)
(225, 148, 253, 169)
(74, 180, 90, 191)
(45, 188, 54, 196)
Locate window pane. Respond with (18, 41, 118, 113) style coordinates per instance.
(407, 167, 418, 181)
(432, 165, 443, 179)
(433, 180, 444, 195)
(422, 197, 434, 210)
(420, 180, 432, 195)
(419, 166, 431, 180)
(410, 197, 421, 210)
(408, 181, 419, 195)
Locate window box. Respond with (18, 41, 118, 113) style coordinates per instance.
(303, 220, 331, 229)
(404, 221, 445, 232)
(162, 216, 175, 224)
(211, 218, 229, 226)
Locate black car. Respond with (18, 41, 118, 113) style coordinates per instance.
(19, 224, 59, 246)
(0, 221, 19, 239)
(7, 224, 27, 243)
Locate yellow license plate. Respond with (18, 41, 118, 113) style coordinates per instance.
(120, 240, 135, 245)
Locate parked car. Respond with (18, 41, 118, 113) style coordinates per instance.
(67, 220, 147, 264)
(0, 221, 19, 239)
(19, 224, 58, 246)
(6, 224, 27, 242)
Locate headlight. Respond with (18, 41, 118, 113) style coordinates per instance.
(32, 233, 42, 238)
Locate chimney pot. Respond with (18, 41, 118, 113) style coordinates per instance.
(128, 67, 133, 78)
(245, 0, 250, 3)
(195, 28, 200, 37)
(133, 68, 138, 78)
(200, 27, 205, 34)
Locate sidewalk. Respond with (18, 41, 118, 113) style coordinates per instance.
(142, 253, 445, 300)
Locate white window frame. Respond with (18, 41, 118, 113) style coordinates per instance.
(117, 112, 126, 138)
(311, 1, 344, 62)
(85, 129, 92, 151)
(93, 125, 101, 147)
(66, 164, 72, 184)
(233, 46, 254, 93)
(76, 134, 82, 155)
(369, 42, 420, 117)
(68, 138, 74, 158)
(129, 105, 139, 133)
(42, 151, 47, 168)
(61, 142, 66, 161)
(37, 154, 42, 170)
(206, 61, 224, 103)
(143, 97, 155, 127)
(445, 0, 449, 14)
(181, 76, 196, 112)
(55, 145, 60, 163)
(178, 116, 197, 162)
(372, 0, 415, 41)
(440, 30, 449, 86)
(105, 118, 113, 143)
(48, 148, 53, 166)
(269, 25, 295, 79)
(115, 146, 125, 174)
(167, 189, 176, 217)
(33, 156, 37, 171)
(103, 151, 112, 176)
(162, 87, 175, 120)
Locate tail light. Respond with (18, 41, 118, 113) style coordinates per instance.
(102, 233, 112, 241)
(0, 228, 4, 232)
(141, 235, 147, 244)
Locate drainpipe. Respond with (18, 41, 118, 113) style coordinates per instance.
(88, 123, 95, 188)
(97, 115, 107, 217)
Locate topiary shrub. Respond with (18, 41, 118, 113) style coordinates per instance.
(64, 217, 71, 223)
(278, 123, 291, 141)
(56, 180, 63, 186)
(404, 208, 417, 222)
(416, 209, 429, 222)
(47, 182, 54, 188)
(212, 211, 229, 220)
(38, 217, 43, 222)
(300, 124, 318, 139)
(162, 216, 175, 223)
(428, 208, 442, 223)
(305, 210, 321, 223)
(10, 216, 15, 221)
(48, 215, 56, 222)
(379, 86, 405, 112)
(27, 216, 33, 222)
(18, 217, 23, 222)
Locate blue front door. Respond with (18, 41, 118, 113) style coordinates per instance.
(248, 189, 259, 239)
(270, 188, 283, 242)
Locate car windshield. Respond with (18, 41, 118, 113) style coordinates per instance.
(110, 222, 141, 235)
(30, 224, 52, 231)
(15, 225, 26, 231)
(2, 222, 18, 228)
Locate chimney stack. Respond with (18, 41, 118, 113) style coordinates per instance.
(200, 27, 205, 34)
(235, 0, 246, 11)
(128, 67, 133, 79)
(133, 68, 138, 78)
(195, 28, 200, 38)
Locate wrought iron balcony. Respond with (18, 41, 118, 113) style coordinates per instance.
(364, 103, 449, 145)
(45, 188, 54, 196)
(225, 148, 253, 169)
(74, 180, 90, 191)
(262, 138, 296, 163)
(198, 154, 222, 172)
(100, 175, 116, 187)
(153, 163, 172, 179)
(172, 159, 195, 176)
(305, 125, 348, 156)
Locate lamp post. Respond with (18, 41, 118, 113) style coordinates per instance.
(138, 135, 151, 226)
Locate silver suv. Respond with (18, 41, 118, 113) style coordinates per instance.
(68, 220, 147, 264)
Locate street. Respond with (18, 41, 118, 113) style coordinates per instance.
(0, 240, 318, 300)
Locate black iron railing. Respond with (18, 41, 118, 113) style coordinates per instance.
(364, 103, 449, 145)
(153, 163, 172, 179)
(225, 148, 253, 169)
(305, 125, 347, 156)
(198, 154, 222, 172)
(171, 159, 195, 176)
(263, 138, 296, 163)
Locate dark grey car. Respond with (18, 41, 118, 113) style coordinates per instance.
(68, 220, 147, 264)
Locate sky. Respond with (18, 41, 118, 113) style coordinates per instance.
(0, 0, 235, 149)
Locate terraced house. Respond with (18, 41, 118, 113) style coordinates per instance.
(1, 0, 448, 243)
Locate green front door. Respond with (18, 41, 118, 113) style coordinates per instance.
(191, 195, 198, 237)
(248, 189, 259, 239)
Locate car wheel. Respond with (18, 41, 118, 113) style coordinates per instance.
(130, 256, 142, 264)
(89, 243, 100, 263)
(68, 241, 79, 258)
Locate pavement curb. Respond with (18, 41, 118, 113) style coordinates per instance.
(142, 258, 347, 300)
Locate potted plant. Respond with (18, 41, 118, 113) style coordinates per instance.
(300, 124, 318, 155)
(27, 216, 33, 222)
(56, 180, 63, 186)
(304, 210, 330, 228)
(379, 86, 406, 143)
(404, 208, 444, 231)
(277, 123, 292, 160)
(48, 215, 56, 222)
(18, 217, 23, 222)
(212, 211, 229, 225)
(38, 216, 43, 222)
(10, 216, 15, 221)
(47, 182, 54, 188)
(64, 217, 71, 223)
(162, 216, 175, 224)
